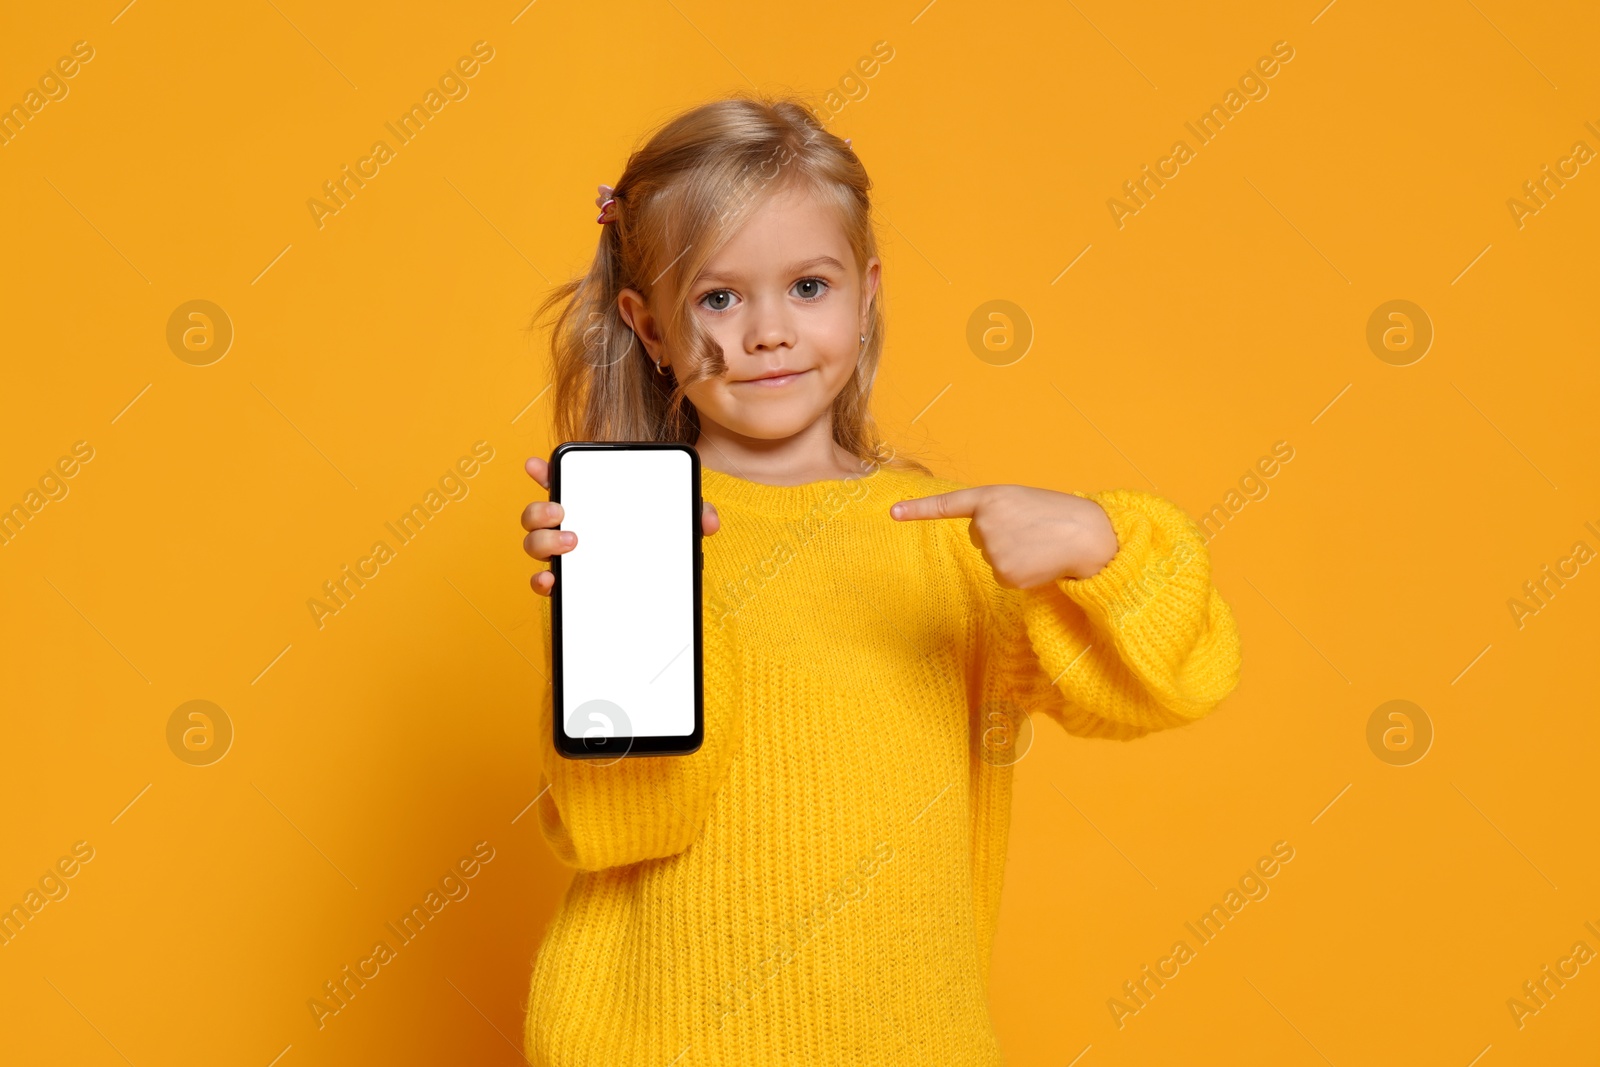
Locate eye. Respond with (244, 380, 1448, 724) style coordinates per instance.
(698, 289, 739, 312)
(792, 278, 829, 300)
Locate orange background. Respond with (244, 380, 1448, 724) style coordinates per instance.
(3, 1, 1598, 1063)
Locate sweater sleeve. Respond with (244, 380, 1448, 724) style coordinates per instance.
(532, 590, 745, 871)
(961, 487, 1242, 741)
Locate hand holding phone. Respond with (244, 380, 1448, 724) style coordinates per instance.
(520, 456, 720, 597)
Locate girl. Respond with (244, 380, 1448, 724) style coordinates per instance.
(517, 96, 1241, 1065)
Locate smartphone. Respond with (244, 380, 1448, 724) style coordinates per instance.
(549, 442, 704, 759)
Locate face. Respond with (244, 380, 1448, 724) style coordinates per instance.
(619, 184, 879, 444)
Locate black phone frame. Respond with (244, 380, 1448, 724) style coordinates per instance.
(549, 441, 705, 759)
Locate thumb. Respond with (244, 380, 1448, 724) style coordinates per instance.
(889, 487, 983, 521)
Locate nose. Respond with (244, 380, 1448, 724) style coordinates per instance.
(744, 293, 795, 354)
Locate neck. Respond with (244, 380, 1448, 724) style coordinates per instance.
(693, 415, 862, 487)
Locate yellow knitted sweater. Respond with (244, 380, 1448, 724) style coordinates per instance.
(524, 463, 1242, 1065)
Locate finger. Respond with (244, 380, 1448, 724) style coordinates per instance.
(889, 487, 984, 521)
(524, 527, 577, 561)
(525, 455, 550, 491)
(520, 499, 564, 532)
(530, 569, 554, 597)
(702, 500, 720, 536)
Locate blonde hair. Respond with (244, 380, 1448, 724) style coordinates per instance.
(535, 94, 930, 477)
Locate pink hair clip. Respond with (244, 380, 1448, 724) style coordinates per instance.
(595, 184, 618, 224)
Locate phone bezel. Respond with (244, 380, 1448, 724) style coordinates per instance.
(549, 441, 705, 759)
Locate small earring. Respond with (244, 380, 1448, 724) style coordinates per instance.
(653, 354, 670, 375)
(859, 333, 867, 347)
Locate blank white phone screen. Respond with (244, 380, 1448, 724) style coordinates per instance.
(558, 449, 695, 740)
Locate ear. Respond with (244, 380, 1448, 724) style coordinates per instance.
(859, 256, 881, 334)
(617, 288, 666, 367)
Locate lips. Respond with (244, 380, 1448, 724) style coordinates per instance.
(737, 368, 809, 385)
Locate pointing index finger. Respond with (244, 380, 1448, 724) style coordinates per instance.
(889, 487, 983, 521)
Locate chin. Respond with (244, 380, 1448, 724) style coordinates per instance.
(730, 415, 825, 440)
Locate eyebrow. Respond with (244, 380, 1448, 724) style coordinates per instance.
(695, 255, 848, 285)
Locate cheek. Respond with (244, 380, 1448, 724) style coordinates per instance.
(681, 377, 736, 424)
(813, 315, 861, 378)
(692, 315, 737, 361)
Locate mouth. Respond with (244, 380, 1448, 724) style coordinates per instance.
(735, 368, 810, 387)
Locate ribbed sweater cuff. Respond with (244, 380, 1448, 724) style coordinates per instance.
(1056, 488, 1218, 722)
